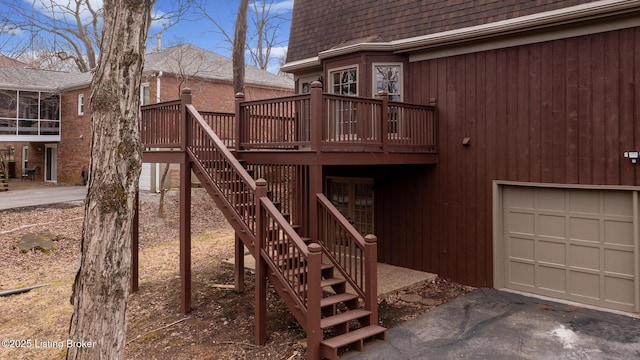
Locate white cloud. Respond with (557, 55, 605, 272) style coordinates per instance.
(25, 0, 104, 24)
(251, 0, 294, 15)
(271, 0, 294, 14)
(0, 25, 23, 36)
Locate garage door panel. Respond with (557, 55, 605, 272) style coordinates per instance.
(569, 271, 601, 300)
(538, 188, 565, 211)
(508, 212, 535, 235)
(605, 277, 635, 306)
(509, 261, 535, 287)
(569, 244, 599, 270)
(604, 220, 634, 246)
(505, 186, 535, 208)
(537, 240, 566, 265)
(502, 186, 638, 313)
(509, 236, 534, 260)
(537, 214, 565, 238)
(569, 217, 600, 242)
(603, 191, 633, 216)
(604, 249, 634, 276)
(569, 190, 599, 214)
(538, 266, 566, 293)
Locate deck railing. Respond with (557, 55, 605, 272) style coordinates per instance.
(199, 111, 236, 148)
(236, 81, 436, 153)
(187, 104, 257, 237)
(237, 94, 311, 150)
(141, 100, 181, 148)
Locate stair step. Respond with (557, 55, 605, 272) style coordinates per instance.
(320, 309, 371, 329)
(320, 293, 359, 309)
(320, 325, 387, 354)
(320, 277, 346, 289)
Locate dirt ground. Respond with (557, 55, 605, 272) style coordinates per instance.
(0, 187, 473, 359)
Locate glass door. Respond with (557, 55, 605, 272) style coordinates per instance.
(45, 144, 57, 182)
(326, 177, 374, 236)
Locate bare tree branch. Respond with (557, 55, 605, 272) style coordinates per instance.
(0, 0, 190, 72)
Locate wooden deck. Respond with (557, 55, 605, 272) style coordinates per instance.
(141, 82, 438, 166)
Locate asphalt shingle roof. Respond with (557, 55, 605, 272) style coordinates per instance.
(144, 44, 293, 89)
(0, 66, 91, 91)
(0, 44, 292, 92)
(286, 0, 599, 63)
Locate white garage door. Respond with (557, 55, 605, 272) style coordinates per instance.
(498, 185, 639, 313)
(139, 163, 153, 192)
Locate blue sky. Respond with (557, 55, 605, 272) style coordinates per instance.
(0, 0, 294, 73)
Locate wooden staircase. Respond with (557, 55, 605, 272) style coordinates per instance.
(184, 105, 386, 359)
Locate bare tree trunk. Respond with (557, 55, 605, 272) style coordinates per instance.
(233, 0, 249, 94)
(67, 1, 154, 359)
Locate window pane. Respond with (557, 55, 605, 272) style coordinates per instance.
(0, 90, 17, 118)
(330, 67, 358, 96)
(40, 93, 60, 120)
(19, 91, 39, 119)
(142, 86, 150, 105)
(374, 65, 401, 100)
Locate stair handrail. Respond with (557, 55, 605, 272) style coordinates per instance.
(257, 194, 320, 314)
(185, 104, 259, 238)
(186, 104, 321, 316)
(316, 193, 378, 321)
(187, 105, 322, 348)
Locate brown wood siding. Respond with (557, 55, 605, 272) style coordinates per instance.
(396, 28, 640, 287)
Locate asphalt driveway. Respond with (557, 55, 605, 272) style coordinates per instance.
(0, 186, 86, 210)
(346, 289, 640, 359)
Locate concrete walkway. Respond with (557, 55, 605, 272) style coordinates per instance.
(0, 184, 86, 210)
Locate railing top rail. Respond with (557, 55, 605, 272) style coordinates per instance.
(239, 93, 311, 107)
(199, 110, 235, 117)
(322, 93, 382, 105)
(141, 99, 181, 111)
(388, 100, 436, 110)
(186, 104, 257, 191)
(316, 193, 366, 249)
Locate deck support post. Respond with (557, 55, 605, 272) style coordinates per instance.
(255, 179, 268, 345)
(234, 232, 245, 292)
(308, 164, 322, 243)
(364, 234, 379, 324)
(310, 81, 323, 151)
(180, 88, 193, 314)
(130, 191, 139, 293)
(306, 243, 323, 360)
(235, 92, 245, 152)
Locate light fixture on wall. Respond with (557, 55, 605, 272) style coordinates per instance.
(624, 151, 639, 164)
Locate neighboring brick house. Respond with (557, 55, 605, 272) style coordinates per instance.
(0, 67, 91, 184)
(0, 44, 293, 187)
(278, 0, 640, 313)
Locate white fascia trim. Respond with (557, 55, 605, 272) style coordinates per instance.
(281, 0, 640, 72)
(280, 56, 321, 73)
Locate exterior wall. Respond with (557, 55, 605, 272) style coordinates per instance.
(57, 87, 91, 184)
(143, 74, 294, 112)
(388, 27, 640, 287)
